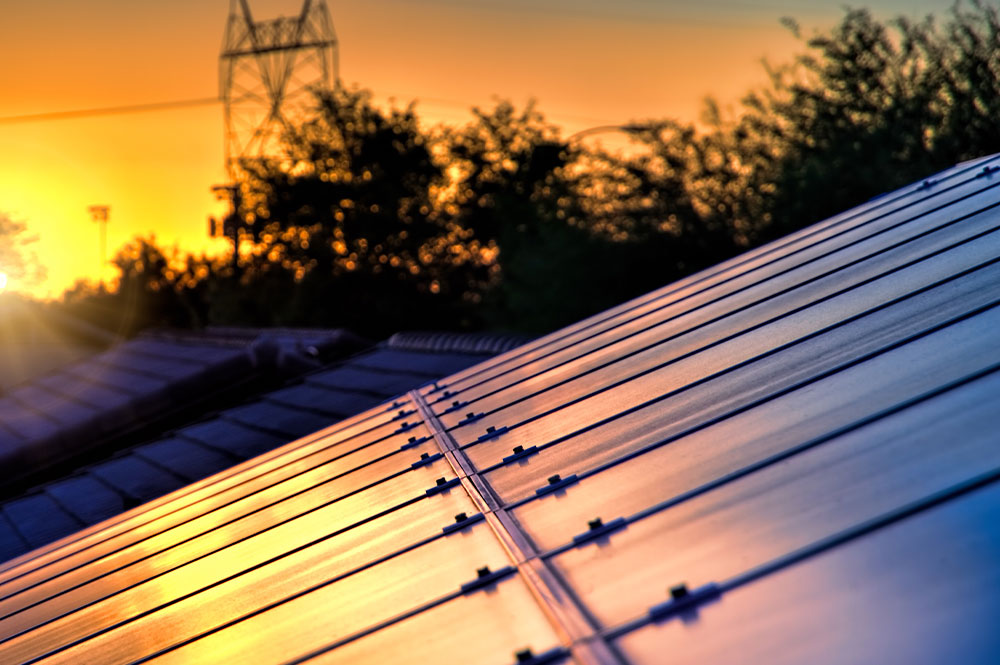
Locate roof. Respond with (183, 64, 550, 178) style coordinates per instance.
(0, 155, 999, 664)
(0, 327, 366, 490)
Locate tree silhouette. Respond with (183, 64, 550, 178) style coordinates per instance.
(0, 213, 45, 292)
(230, 86, 494, 334)
(61, 237, 210, 337)
(52, 2, 1000, 337)
(729, 3, 1000, 240)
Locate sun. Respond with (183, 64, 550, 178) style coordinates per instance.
(0, 272, 7, 292)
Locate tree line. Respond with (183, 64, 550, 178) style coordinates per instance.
(55, 3, 1000, 337)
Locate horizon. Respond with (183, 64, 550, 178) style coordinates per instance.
(0, 0, 949, 298)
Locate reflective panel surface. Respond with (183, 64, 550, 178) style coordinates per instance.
(616, 480, 1000, 665)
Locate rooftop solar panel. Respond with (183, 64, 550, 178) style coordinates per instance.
(1, 156, 999, 664)
(0, 337, 505, 563)
(425, 156, 1000, 399)
(615, 469, 1000, 665)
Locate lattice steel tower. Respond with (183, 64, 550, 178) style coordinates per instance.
(219, 0, 338, 176)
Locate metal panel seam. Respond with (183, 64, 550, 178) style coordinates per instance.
(410, 389, 625, 665)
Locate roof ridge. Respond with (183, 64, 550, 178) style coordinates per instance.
(384, 330, 532, 355)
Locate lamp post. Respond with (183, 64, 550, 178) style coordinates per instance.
(88, 205, 110, 280)
(565, 123, 654, 142)
(546, 123, 655, 164)
(210, 184, 243, 271)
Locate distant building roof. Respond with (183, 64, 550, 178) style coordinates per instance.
(0, 327, 366, 491)
(1, 155, 999, 664)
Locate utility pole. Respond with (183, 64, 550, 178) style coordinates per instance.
(210, 185, 242, 271)
(88, 205, 110, 280)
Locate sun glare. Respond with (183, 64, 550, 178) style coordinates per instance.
(0, 272, 8, 292)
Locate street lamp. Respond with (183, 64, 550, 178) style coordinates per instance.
(527, 123, 655, 171)
(210, 184, 243, 271)
(88, 205, 110, 278)
(565, 123, 655, 142)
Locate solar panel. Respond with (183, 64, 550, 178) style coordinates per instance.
(0, 339, 506, 562)
(616, 473, 1000, 665)
(1, 156, 999, 663)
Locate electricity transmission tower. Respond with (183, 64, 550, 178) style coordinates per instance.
(214, 0, 338, 255)
(219, 0, 339, 177)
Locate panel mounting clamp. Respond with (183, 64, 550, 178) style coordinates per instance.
(460, 565, 516, 594)
(511, 647, 570, 665)
(572, 517, 626, 546)
(442, 511, 485, 535)
(647, 582, 721, 621)
(392, 408, 416, 420)
(400, 435, 429, 451)
(394, 421, 419, 434)
(425, 477, 461, 496)
(534, 473, 579, 497)
(503, 445, 539, 464)
(410, 452, 442, 469)
(441, 400, 469, 414)
(478, 425, 510, 442)
(458, 411, 485, 426)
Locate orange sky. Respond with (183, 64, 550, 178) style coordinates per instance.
(0, 0, 947, 298)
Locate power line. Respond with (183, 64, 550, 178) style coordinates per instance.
(0, 90, 625, 130)
(0, 97, 220, 125)
(370, 87, 624, 127)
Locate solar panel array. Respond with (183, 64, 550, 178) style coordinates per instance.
(0, 336, 521, 563)
(1, 155, 999, 664)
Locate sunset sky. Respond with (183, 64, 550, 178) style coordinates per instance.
(0, 0, 948, 297)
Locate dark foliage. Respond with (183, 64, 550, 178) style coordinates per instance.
(0, 212, 45, 290)
(57, 2, 1000, 336)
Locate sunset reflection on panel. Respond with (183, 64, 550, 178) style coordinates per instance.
(616, 479, 1000, 665)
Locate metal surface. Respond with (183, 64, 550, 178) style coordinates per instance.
(551, 364, 1000, 626)
(510, 312, 1000, 549)
(616, 477, 1000, 665)
(410, 389, 623, 665)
